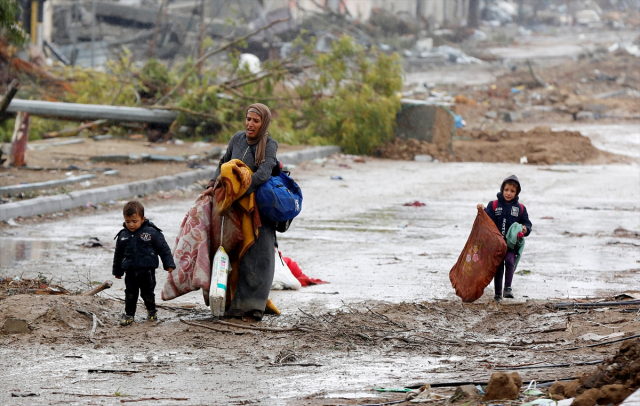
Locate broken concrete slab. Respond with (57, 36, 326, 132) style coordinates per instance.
(4, 318, 30, 334)
(28, 139, 85, 150)
(576, 111, 596, 121)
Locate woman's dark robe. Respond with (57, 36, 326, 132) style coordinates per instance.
(211, 131, 278, 318)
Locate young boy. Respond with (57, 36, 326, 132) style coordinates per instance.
(477, 175, 532, 303)
(113, 201, 175, 326)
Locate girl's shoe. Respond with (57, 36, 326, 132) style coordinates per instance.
(120, 315, 134, 326)
(504, 287, 514, 299)
(494, 295, 503, 303)
(147, 310, 157, 321)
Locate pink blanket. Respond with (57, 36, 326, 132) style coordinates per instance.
(161, 195, 212, 301)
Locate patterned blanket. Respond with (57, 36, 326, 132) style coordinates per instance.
(161, 195, 213, 301)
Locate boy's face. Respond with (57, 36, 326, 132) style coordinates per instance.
(124, 213, 145, 232)
(503, 184, 518, 202)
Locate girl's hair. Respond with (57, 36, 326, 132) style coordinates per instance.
(123, 201, 144, 217)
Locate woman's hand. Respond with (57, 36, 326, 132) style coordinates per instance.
(203, 187, 214, 197)
(477, 204, 484, 210)
(522, 226, 528, 234)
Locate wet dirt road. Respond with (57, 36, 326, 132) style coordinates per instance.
(0, 125, 638, 405)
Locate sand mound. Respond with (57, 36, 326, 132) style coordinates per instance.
(549, 339, 640, 404)
(375, 126, 625, 164)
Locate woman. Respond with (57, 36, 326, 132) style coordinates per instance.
(204, 103, 278, 321)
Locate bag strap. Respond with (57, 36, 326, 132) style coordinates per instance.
(492, 200, 498, 211)
(219, 215, 224, 249)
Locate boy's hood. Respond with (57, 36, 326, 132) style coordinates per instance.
(501, 174, 521, 196)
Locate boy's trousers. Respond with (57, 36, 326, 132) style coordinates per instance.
(124, 269, 156, 317)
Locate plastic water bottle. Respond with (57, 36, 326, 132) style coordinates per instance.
(209, 246, 229, 317)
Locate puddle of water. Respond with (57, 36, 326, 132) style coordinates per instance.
(0, 239, 56, 267)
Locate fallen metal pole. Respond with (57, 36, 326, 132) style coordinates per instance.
(551, 300, 640, 309)
(6, 99, 178, 124)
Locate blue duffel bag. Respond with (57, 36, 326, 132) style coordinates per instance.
(256, 171, 302, 231)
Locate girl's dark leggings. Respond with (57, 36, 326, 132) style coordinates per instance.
(494, 250, 516, 296)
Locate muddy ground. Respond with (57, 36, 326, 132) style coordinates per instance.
(2, 290, 640, 405)
(1, 27, 640, 405)
(1, 134, 639, 404)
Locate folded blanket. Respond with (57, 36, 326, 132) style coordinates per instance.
(213, 159, 262, 303)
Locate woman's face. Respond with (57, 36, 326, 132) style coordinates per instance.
(245, 111, 263, 140)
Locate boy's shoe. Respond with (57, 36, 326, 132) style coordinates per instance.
(504, 287, 514, 299)
(120, 315, 134, 326)
(147, 310, 158, 321)
(494, 295, 503, 303)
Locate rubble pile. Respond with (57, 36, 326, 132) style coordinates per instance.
(376, 126, 623, 165)
(457, 51, 640, 126)
(549, 339, 640, 406)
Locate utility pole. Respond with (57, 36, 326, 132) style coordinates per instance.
(197, 0, 206, 74)
(468, 0, 479, 28)
(91, 0, 97, 66)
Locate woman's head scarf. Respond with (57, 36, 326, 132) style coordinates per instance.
(245, 103, 271, 167)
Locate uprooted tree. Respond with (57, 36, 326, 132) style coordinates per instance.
(1, 25, 403, 154)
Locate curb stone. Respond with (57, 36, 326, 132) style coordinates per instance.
(0, 146, 341, 221)
(0, 174, 97, 197)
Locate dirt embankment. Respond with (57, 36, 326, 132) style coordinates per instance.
(2, 281, 640, 405)
(376, 126, 626, 164)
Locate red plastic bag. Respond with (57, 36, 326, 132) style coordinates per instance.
(449, 208, 507, 302)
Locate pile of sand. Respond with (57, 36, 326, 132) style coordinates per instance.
(549, 339, 640, 406)
(375, 126, 624, 165)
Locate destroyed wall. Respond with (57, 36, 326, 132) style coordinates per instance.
(292, 0, 468, 26)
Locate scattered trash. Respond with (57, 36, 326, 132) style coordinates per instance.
(330, 176, 343, 180)
(406, 384, 448, 403)
(91, 134, 113, 141)
(614, 291, 640, 301)
(578, 332, 625, 342)
(608, 42, 640, 58)
(4, 217, 20, 226)
(103, 170, 119, 176)
(520, 156, 528, 164)
(271, 250, 302, 291)
(404, 201, 426, 207)
(80, 237, 103, 248)
(414, 155, 434, 162)
(524, 389, 545, 396)
(374, 388, 412, 393)
(516, 270, 531, 275)
(11, 393, 39, 397)
(79, 180, 91, 187)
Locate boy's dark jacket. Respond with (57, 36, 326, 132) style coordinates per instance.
(112, 219, 175, 277)
(484, 175, 533, 239)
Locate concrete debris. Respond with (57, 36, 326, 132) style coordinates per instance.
(3, 318, 30, 334)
